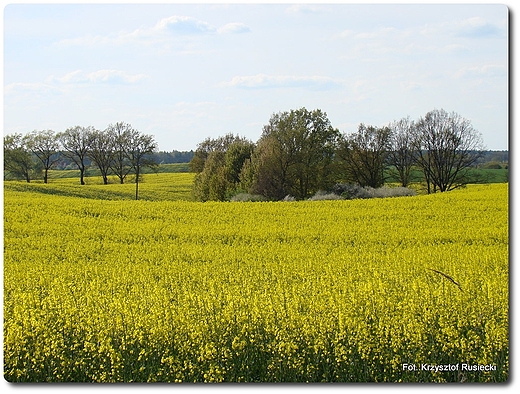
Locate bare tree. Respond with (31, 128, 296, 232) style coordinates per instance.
(58, 126, 94, 185)
(25, 130, 60, 184)
(388, 117, 417, 187)
(89, 128, 116, 185)
(126, 129, 158, 200)
(338, 124, 392, 188)
(107, 122, 134, 184)
(413, 109, 485, 193)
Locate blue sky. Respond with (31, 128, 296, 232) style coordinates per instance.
(3, 2, 509, 151)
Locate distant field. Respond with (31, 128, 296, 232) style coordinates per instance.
(4, 172, 196, 201)
(3, 177, 508, 382)
(47, 162, 190, 180)
(5, 164, 508, 203)
(385, 167, 508, 185)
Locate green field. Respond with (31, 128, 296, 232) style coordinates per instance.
(4, 172, 195, 201)
(3, 174, 509, 383)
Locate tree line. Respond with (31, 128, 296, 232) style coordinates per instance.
(51, 150, 194, 170)
(3, 122, 157, 199)
(190, 108, 486, 201)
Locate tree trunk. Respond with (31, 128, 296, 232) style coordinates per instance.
(135, 167, 140, 200)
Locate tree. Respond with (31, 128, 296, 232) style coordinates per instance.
(193, 150, 227, 201)
(192, 136, 255, 201)
(126, 129, 158, 200)
(413, 109, 485, 193)
(224, 139, 255, 186)
(388, 117, 417, 187)
(251, 108, 340, 200)
(25, 130, 60, 184)
(3, 134, 34, 182)
(337, 124, 392, 188)
(89, 128, 116, 185)
(108, 122, 134, 184)
(189, 133, 246, 173)
(59, 126, 94, 185)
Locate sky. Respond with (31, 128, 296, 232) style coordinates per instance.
(2, 2, 509, 152)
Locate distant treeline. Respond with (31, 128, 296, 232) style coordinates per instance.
(48, 149, 510, 170)
(475, 151, 508, 168)
(53, 150, 195, 170)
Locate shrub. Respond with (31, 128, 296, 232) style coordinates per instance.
(230, 193, 267, 202)
(482, 162, 503, 169)
(365, 186, 417, 199)
(331, 183, 371, 199)
(308, 191, 343, 201)
(331, 183, 416, 200)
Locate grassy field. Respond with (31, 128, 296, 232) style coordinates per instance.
(3, 175, 509, 382)
(4, 172, 195, 201)
(47, 163, 191, 180)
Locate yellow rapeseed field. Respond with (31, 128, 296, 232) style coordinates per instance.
(3, 177, 508, 382)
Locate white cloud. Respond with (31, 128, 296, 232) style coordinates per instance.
(224, 74, 342, 90)
(458, 65, 507, 78)
(153, 15, 216, 35)
(48, 69, 149, 85)
(419, 17, 506, 39)
(400, 81, 424, 92)
(4, 82, 60, 94)
(455, 17, 505, 38)
(335, 29, 354, 39)
(55, 15, 250, 48)
(285, 4, 322, 15)
(217, 22, 251, 34)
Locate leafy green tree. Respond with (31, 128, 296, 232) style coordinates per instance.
(251, 108, 340, 200)
(193, 150, 227, 201)
(3, 133, 35, 182)
(189, 133, 247, 173)
(192, 137, 255, 201)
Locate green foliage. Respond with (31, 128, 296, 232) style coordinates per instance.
(250, 107, 341, 200)
(3, 133, 38, 182)
(192, 137, 255, 201)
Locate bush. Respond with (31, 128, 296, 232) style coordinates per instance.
(330, 183, 416, 200)
(482, 162, 503, 169)
(365, 186, 417, 199)
(230, 193, 267, 202)
(331, 183, 370, 199)
(308, 191, 343, 201)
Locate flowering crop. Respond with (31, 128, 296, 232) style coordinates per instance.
(3, 179, 508, 382)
